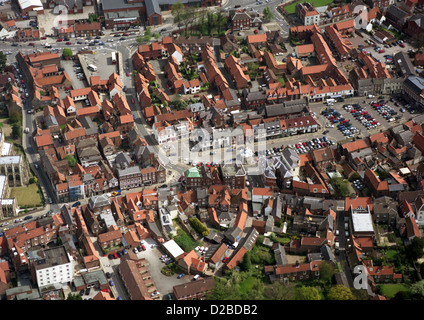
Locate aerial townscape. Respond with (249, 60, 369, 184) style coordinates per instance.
(0, 0, 424, 304)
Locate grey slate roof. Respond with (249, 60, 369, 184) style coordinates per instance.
(145, 0, 161, 16)
(394, 51, 415, 76)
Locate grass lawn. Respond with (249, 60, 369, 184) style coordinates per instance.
(384, 249, 399, 260)
(284, 0, 333, 13)
(11, 183, 43, 207)
(380, 284, 409, 299)
(239, 276, 257, 294)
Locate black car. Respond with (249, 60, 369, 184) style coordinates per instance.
(106, 272, 112, 279)
(160, 184, 168, 188)
(95, 36, 101, 39)
(79, 290, 84, 296)
(85, 288, 91, 295)
(117, 251, 123, 257)
(89, 43, 95, 46)
(108, 253, 114, 259)
(114, 34, 121, 37)
(120, 37, 126, 40)
(24, 215, 33, 220)
(11, 43, 18, 46)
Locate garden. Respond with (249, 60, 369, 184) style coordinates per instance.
(283, 0, 334, 14)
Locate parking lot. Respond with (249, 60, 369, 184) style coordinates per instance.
(61, 59, 86, 91)
(100, 237, 191, 300)
(78, 51, 119, 83)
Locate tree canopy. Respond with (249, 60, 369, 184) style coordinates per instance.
(327, 285, 355, 300)
(62, 48, 73, 58)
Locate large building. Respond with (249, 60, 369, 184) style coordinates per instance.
(100, 0, 222, 29)
(403, 75, 424, 110)
(28, 246, 74, 288)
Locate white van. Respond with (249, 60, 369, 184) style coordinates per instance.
(193, 274, 200, 280)
(87, 64, 97, 72)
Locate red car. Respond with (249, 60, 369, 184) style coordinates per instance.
(102, 289, 110, 292)
(126, 71, 130, 76)
(40, 37, 47, 40)
(56, 38, 63, 42)
(254, 29, 258, 34)
(378, 49, 385, 53)
(28, 42, 35, 46)
(399, 43, 405, 48)
(222, 257, 228, 263)
(20, 79, 24, 84)
(66, 41, 72, 45)
(131, 98, 135, 104)
(123, 33, 129, 36)
(141, 245, 146, 251)
(113, 252, 118, 259)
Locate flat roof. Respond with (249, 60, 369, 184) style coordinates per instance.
(352, 212, 374, 233)
(162, 239, 184, 259)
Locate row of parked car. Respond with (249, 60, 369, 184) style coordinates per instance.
(392, 96, 420, 114)
(346, 104, 381, 131)
(352, 179, 365, 191)
(291, 136, 334, 154)
(324, 106, 360, 139)
(161, 254, 173, 265)
(371, 101, 397, 122)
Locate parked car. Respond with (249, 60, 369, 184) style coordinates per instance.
(109, 280, 114, 286)
(177, 273, 185, 279)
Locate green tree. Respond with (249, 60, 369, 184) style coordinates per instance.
(263, 7, 274, 21)
(327, 285, 355, 300)
(171, 1, 185, 24)
(406, 237, 424, 261)
(207, 277, 240, 300)
(67, 293, 82, 300)
(189, 217, 209, 236)
(240, 250, 252, 271)
(154, 32, 160, 40)
(65, 155, 77, 168)
(295, 286, 321, 300)
(0, 52, 6, 73)
(318, 261, 335, 284)
(11, 123, 21, 140)
(8, 111, 21, 124)
(144, 27, 152, 41)
(215, 12, 227, 35)
(88, 13, 98, 22)
(248, 62, 260, 79)
(136, 35, 143, 44)
(263, 282, 297, 300)
(410, 280, 424, 298)
(62, 48, 73, 58)
(206, 12, 215, 35)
